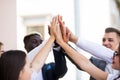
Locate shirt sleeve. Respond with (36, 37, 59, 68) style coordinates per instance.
(107, 73, 120, 80)
(76, 37, 114, 63)
(28, 40, 48, 62)
(31, 69, 43, 80)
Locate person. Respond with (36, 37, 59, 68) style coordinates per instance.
(89, 27, 120, 80)
(51, 15, 120, 80)
(23, 33, 43, 53)
(58, 14, 120, 80)
(102, 27, 120, 51)
(0, 42, 4, 54)
(0, 15, 60, 80)
(23, 26, 67, 79)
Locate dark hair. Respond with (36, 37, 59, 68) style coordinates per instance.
(23, 33, 43, 53)
(0, 42, 3, 48)
(105, 27, 120, 37)
(0, 50, 26, 80)
(0, 42, 3, 46)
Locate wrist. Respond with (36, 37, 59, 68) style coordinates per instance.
(50, 35, 55, 42)
(70, 35, 78, 44)
(58, 40, 66, 47)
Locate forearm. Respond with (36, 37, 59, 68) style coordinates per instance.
(53, 49, 67, 78)
(59, 41, 90, 69)
(31, 36, 55, 72)
(76, 37, 114, 63)
(69, 34, 78, 44)
(59, 41, 107, 80)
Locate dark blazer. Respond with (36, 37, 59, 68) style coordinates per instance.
(42, 49, 67, 80)
(89, 57, 107, 80)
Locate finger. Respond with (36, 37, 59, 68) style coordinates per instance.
(63, 27, 67, 41)
(66, 32, 71, 42)
(58, 15, 62, 21)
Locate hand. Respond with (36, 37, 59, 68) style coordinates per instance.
(58, 15, 71, 43)
(49, 15, 64, 44)
(66, 27, 78, 43)
(49, 15, 59, 38)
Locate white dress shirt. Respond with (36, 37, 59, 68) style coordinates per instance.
(31, 69, 43, 80)
(76, 37, 120, 80)
(76, 37, 114, 63)
(28, 40, 48, 80)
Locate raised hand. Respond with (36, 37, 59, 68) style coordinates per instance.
(58, 15, 78, 44)
(48, 15, 63, 44)
(49, 15, 59, 39)
(58, 15, 71, 43)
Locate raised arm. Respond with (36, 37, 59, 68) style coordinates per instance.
(30, 16, 59, 72)
(53, 20, 108, 80)
(76, 38, 114, 63)
(60, 22, 114, 63)
(58, 39, 107, 80)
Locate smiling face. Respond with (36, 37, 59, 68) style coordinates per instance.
(102, 32, 120, 51)
(103, 32, 120, 70)
(102, 28, 120, 70)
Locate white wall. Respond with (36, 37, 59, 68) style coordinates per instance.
(17, 0, 76, 80)
(0, 0, 17, 50)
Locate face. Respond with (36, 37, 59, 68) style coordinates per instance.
(103, 32, 120, 70)
(112, 52, 120, 70)
(26, 35, 43, 53)
(102, 32, 120, 51)
(0, 45, 4, 55)
(19, 57, 32, 80)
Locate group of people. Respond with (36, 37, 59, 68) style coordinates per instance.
(0, 15, 120, 80)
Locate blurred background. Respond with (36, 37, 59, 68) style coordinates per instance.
(0, 0, 120, 80)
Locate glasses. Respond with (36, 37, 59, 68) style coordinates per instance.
(113, 51, 120, 57)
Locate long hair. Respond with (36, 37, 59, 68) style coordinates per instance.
(0, 50, 26, 80)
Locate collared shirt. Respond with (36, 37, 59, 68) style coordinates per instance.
(105, 64, 120, 80)
(28, 40, 48, 80)
(76, 38, 114, 63)
(107, 73, 120, 80)
(76, 37, 120, 80)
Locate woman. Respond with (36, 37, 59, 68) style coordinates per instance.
(0, 16, 58, 80)
(53, 15, 120, 80)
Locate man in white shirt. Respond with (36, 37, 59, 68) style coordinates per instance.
(23, 33, 67, 80)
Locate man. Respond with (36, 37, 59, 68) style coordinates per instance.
(89, 27, 120, 80)
(58, 15, 120, 79)
(23, 33, 67, 80)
